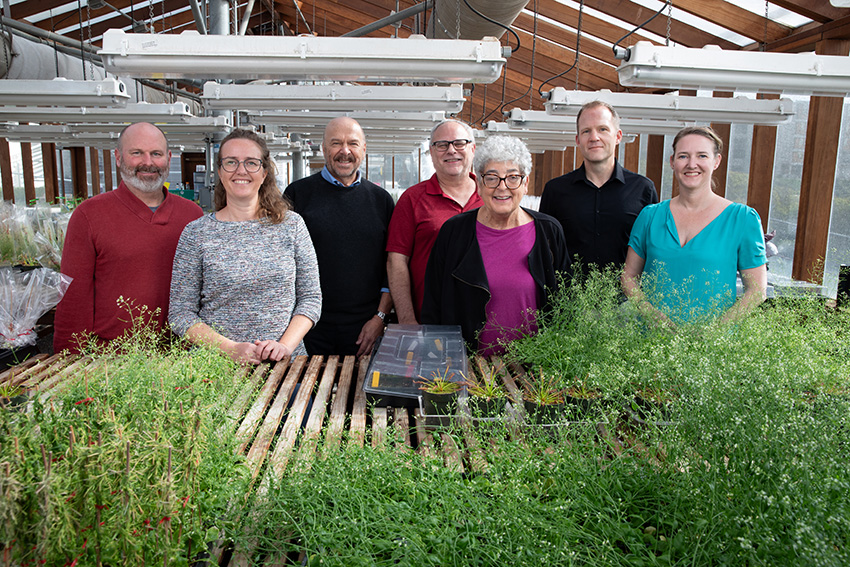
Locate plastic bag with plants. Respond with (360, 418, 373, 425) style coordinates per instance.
(0, 267, 72, 348)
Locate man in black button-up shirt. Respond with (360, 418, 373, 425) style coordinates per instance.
(540, 101, 657, 275)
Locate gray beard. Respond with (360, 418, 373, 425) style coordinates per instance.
(120, 166, 168, 194)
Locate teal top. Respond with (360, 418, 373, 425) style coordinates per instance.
(628, 200, 766, 324)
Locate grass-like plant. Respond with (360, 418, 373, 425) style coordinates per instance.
(519, 368, 565, 405)
(417, 368, 462, 395)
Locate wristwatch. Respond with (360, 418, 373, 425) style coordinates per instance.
(375, 310, 387, 322)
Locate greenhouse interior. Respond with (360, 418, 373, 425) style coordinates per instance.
(1, 0, 850, 565)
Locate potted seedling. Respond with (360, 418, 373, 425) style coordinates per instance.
(520, 368, 567, 425)
(418, 368, 462, 427)
(464, 361, 508, 419)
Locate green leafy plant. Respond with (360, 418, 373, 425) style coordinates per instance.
(520, 368, 566, 405)
(417, 368, 462, 395)
(464, 360, 507, 401)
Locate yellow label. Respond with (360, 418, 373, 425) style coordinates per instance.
(371, 371, 380, 388)
(406, 351, 414, 365)
(434, 338, 443, 350)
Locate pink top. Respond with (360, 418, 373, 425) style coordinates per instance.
(476, 220, 539, 356)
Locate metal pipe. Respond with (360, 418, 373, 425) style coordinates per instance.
(1, 15, 98, 56)
(189, 0, 208, 35)
(343, 1, 433, 38)
(238, 0, 257, 35)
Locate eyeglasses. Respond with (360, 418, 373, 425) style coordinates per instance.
(220, 158, 264, 173)
(431, 139, 472, 152)
(481, 174, 525, 189)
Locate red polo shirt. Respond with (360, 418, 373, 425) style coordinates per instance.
(386, 173, 481, 319)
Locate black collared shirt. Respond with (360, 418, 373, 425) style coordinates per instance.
(539, 161, 657, 273)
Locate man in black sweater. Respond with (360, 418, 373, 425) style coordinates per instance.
(284, 117, 394, 357)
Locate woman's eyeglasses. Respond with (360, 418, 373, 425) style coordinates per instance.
(481, 174, 525, 189)
(431, 139, 472, 152)
(220, 158, 264, 173)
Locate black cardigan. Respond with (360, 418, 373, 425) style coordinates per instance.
(420, 208, 571, 351)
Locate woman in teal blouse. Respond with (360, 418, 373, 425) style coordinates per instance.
(621, 126, 767, 327)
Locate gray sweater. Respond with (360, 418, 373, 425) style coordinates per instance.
(169, 212, 322, 356)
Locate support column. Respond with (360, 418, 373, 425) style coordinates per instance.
(623, 134, 640, 173)
(747, 94, 780, 232)
(21, 143, 36, 204)
(90, 147, 101, 196)
(793, 39, 850, 283)
(70, 147, 89, 201)
(42, 143, 58, 203)
(645, 135, 665, 198)
(710, 91, 734, 198)
(103, 149, 114, 191)
(0, 137, 15, 202)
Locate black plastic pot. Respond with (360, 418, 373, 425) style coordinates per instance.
(421, 390, 459, 427)
(524, 400, 566, 425)
(468, 395, 507, 419)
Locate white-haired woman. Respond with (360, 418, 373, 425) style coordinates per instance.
(421, 136, 571, 355)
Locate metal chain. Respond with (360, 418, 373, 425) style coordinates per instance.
(149, 0, 155, 33)
(762, 0, 769, 52)
(575, 0, 584, 89)
(455, 0, 461, 39)
(666, 0, 672, 46)
(86, 0, 94, 79)
(528, 0, 538, 110)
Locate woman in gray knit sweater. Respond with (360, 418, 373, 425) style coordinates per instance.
(169, 129, 321, 364)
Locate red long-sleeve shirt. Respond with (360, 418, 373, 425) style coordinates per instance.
(53, 182, 202, 353)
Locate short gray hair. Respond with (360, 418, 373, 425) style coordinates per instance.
(429, 119, 475, 145)
(473, 136, 532, 177)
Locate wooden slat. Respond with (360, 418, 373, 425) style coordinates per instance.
(372, 407, 388, 448)
(235, 359, 290, 454)
(0, 354, 49, 386)
(392, 407, 412, 450)
(324, 355, 355, 447)
(439, 432, 464, 473)
(414, 408, 437, 458)
(36, 357, 99, 402)
(226, 363, 273, 429)
(16, 354, 73, 389)
(294, 355, 340, 469)
(623, 134, 640, 173)
(266, 355, 323, 478)
(348, 355, 369, 447)
(89, 146, 101, 196)
(793, 39, 849, 284)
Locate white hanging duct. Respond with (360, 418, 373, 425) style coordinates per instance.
(544, 88, 795, 125)
(99, 30, 506, 83)
(618, 42, 850, 97)
(429, 0, 526, 41)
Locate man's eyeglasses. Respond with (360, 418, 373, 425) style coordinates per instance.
(481, 174, 525, 190)
(431, 139, 472, 152)
(220, 158, 264, 173)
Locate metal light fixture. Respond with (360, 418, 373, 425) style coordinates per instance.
(247, 110, 446, 130)
(0, 102, 195, 125)
(618, 42, 850, 97)
(100, 30, 507, 83)
(0, 78, 129, 107)
(484, 121, 637, 153)
(203, 83, 465, 113)
(544, 88, 795, 125)
(506, 108, 690, 136)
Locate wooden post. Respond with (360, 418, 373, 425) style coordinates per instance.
(42, 143, 58, 203)
(645, 135, 666, 198)
(710, 91, 735, 198)
(89, 147, 101, 196)
(623, 134, 640, 173)
(0, 137, 15, 202)
(103, 149, 114, 191)
(747, 94, 780, 232)
(70, 147, 89, 201)
(793, 39, 850, 284)
(21, 143, 36, 204)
